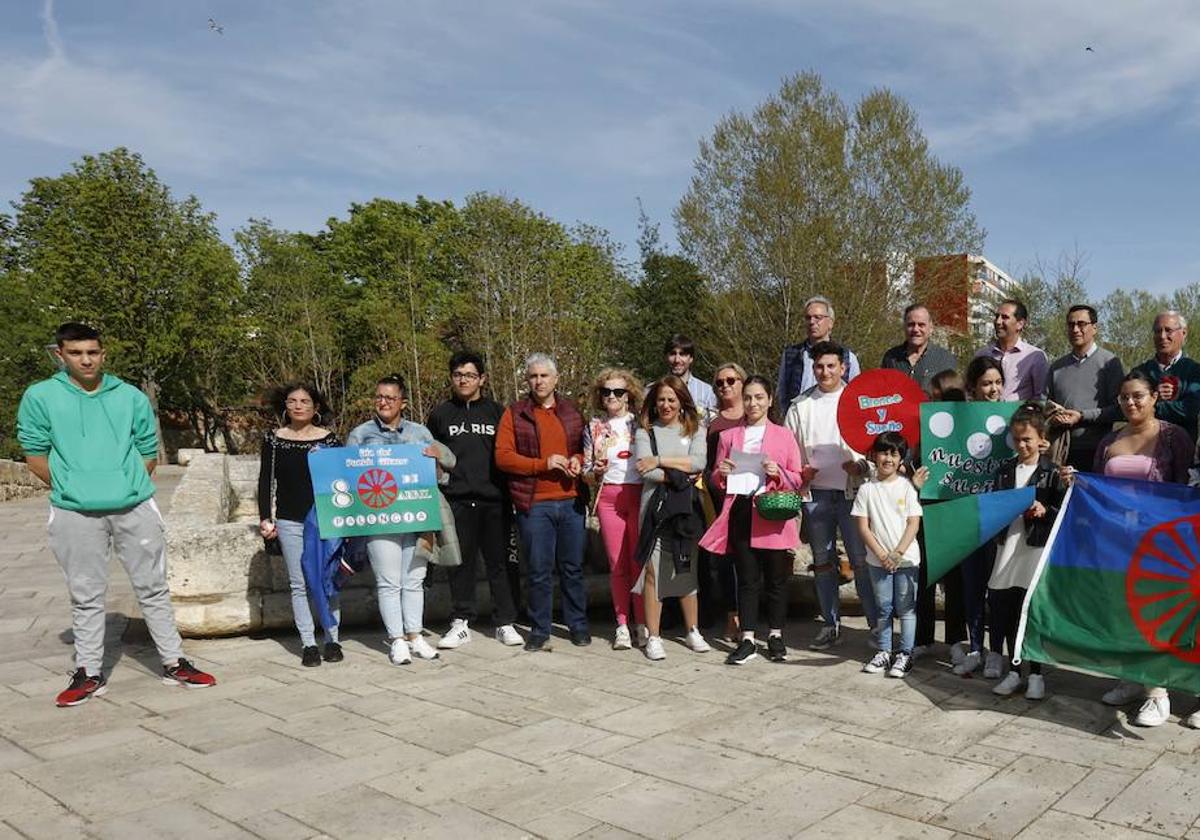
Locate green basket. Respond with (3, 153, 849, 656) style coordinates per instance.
(754, 489, 804, 521)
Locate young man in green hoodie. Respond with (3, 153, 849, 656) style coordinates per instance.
(17, 322, 216, 706)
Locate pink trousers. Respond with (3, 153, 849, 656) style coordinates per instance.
(596, 483, 644, 626)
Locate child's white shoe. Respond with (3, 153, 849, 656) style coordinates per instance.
(1025, 674, 1046, 700)
(992, 671, 1022, 696)
(953, 650, 981, 676)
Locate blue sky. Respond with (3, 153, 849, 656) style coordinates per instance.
(3, 0, 1199, 299)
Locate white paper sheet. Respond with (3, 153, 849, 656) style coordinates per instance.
(727, 449, 765, 496)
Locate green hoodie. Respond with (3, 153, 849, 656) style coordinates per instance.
(17, 371, 158, 512)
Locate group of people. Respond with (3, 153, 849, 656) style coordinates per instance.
(17, 300, 1200, 729)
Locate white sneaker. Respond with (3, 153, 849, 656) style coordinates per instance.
(953, 650, 981, 676)
(983, 651, 1004, 679)
(1182, 704, 1200, 729)
(1025, 674, 1046, 700)
(389, 638, 412, 665)
(862, 651, 891, 674)
(950, 642, 968, 667)
(613, 625, 632, 650)
(685, 628, 711, 653)
(1101, 681, 1145, 706)
(644, 636, 666, 661)
(495, 624, 523, 646)
(409, 635, 440, 660)
(1133, 694, 1170, 727)
(636, 625, 649, 648)
(992, 671, 1022, 696)
(438, 619, 471, 650)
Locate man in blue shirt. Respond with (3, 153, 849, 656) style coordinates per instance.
(776, 295, 861, 406)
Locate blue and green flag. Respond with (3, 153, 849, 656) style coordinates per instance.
(923, 487, 1035, 586)
(1016, 475, 1200, 693)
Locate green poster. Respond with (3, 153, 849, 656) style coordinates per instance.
(308, 444, 442, 538)
(919, 402, 1020, 500)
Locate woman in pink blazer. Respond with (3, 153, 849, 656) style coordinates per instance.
(700, 375, 806, 666)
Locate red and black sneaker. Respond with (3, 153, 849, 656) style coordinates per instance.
(55, 668, 107, 707)
(161, 658, 217, 689)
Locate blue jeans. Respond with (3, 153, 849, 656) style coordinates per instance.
(276, 518, 339, 647)
(961, 545, 995, 654)
(868, 564, 918, 654)
(517, 498, 588, 640)
(365, 533, 426, 639)
(804, 489, 878, 628)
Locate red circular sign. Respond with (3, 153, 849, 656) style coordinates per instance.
(1126, 515, 1200, 664)
(357, 468, 399, 509)
(836, 369, 927, 455)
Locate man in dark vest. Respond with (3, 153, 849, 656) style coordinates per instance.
(495, 353, 590, 651)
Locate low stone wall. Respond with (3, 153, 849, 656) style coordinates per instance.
(0, 459, 49, 502)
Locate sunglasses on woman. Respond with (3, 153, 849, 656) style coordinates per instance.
(599, 387, 628, 398)
(715, 377, 741, 387)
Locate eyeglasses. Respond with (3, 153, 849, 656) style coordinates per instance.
(805, 313, 830, 322)
(715, 377, 741, 387)
(599, 387, 628, 398)
(374, 394, 403, 403)
(1067, 320, 1094, 330)
(451, 371, 480, 381)
(1154, 326, 1184, 337)
(1118, 391, 1152, 404)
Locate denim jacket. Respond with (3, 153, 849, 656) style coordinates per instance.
(345, 416, 456, 480)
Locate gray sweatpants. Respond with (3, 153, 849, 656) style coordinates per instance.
(48, 499, 185, 674)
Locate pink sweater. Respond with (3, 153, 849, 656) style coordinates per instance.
(699, 422, 806, 554)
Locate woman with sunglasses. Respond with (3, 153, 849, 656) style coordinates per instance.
(257, 383, 342, 667)
(706, 363, 746, 640)
(583, 368, 646, 650)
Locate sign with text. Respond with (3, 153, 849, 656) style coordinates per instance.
(308, 444, 441, 538)
(837, 369, 927, 455)
(919, 402, 1019, 500)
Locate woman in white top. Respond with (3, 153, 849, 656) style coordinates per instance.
(583, 368, 645, 651)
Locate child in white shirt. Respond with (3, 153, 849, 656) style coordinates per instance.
(852, 432, 923, 678)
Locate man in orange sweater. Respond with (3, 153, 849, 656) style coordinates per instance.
(495, 353, 590, 651)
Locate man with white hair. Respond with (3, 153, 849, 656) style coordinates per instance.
(1126, 310, 1200, 443)
(495, 353, 590, 652)
(776, 295, 861, 406)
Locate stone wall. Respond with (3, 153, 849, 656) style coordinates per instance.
(0, 460, 49, 502)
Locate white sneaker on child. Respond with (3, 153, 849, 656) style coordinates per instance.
(983, 651, 1004, 679)
(992, 671, 1022, 696)
(887, 652, 913, 678)
(1025, 674, 1046, 700)
(953, 651, 981, 676)
(862, 651, 891, 674)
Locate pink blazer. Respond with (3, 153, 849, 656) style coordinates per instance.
(699, 422, 805, 554)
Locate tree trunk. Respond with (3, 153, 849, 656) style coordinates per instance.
(141, 377, 168, 463)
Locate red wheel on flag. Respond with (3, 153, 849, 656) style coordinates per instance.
(356, 468, 399, 510)
(1126, 515, 1200, 664)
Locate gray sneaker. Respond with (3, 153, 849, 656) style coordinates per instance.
(809, 625, 840, 650)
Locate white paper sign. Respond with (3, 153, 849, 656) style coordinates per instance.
(727, 449, 765, 496)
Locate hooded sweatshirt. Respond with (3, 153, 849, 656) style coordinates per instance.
(17, 371, 158, 512)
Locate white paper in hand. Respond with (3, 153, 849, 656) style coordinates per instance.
(727, 449, 765, 496)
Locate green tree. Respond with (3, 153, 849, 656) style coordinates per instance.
(676, 72, 984, 377)
(1009, 251, 1090, 359)
(3, 148, 241, 459)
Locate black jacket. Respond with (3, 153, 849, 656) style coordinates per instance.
(636, 468, 702, 574)
(426, 397, 507, 503)
(992, 455, 1066, 548)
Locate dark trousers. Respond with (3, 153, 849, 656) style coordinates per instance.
(728, 496, 791, 633)
(961, 545, 995, 654)
(915, 521, 936, 647)
(941, 565, 966, 646)
(987, 585, 1041, 672)
(516, 498, 588, 640)
(447, 499, 518, 626)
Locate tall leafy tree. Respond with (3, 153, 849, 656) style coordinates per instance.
(3, 148, 241, 459)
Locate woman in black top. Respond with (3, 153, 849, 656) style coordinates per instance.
(257, 383, 342, 666)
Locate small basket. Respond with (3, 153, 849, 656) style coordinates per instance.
(755, 489, 804, 521)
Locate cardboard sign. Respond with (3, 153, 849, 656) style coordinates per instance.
(919, 401, 1019, 499)
(308, 444, 442, 538)
(837, 369, 927, 455)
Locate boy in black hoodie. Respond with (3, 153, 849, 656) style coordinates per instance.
(426, 351, 523, 648)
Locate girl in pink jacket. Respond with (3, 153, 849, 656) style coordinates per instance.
(700, 375, 806, 665)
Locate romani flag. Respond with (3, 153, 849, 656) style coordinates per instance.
(1015, 474, 1200, 693)
(922, 487, 1036, 586)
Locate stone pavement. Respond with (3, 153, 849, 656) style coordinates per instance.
(2, 480, 1199, 839)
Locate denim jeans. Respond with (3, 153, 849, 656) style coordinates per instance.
(804, 489, 878, 629)
(276, 518, 339, 647)
(365, 533, 426, 638)
(516, 498, 588, 640)
(868, 564, 918, 654)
